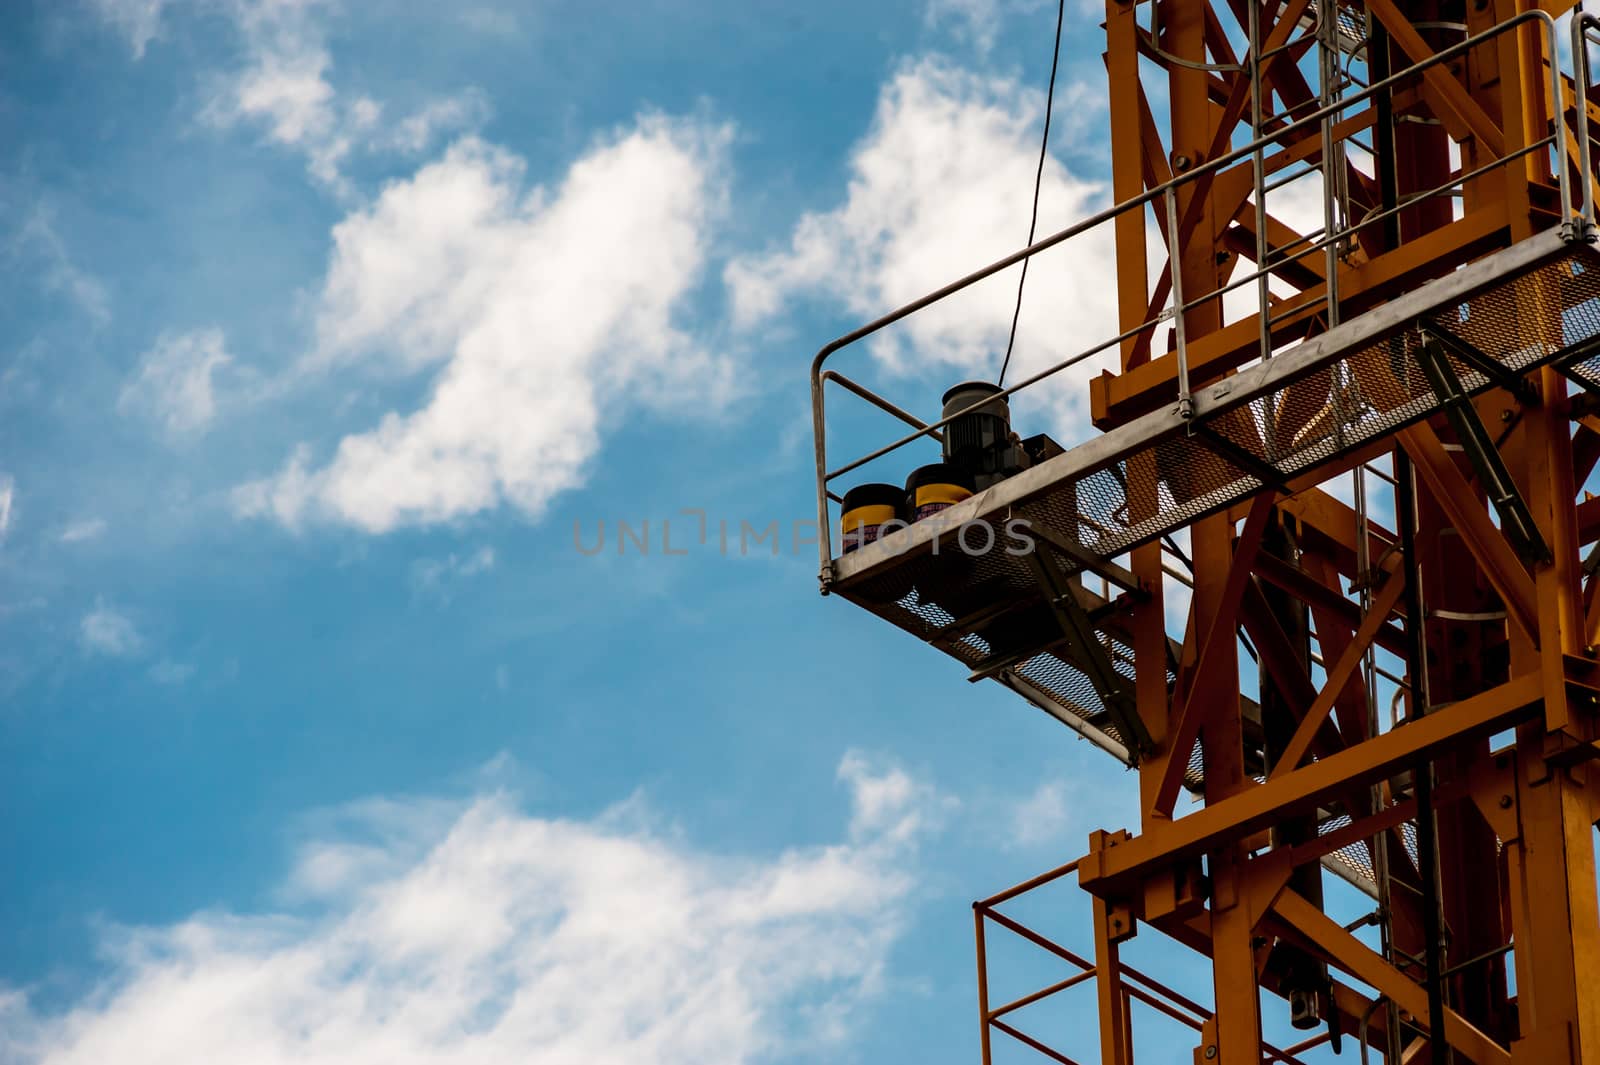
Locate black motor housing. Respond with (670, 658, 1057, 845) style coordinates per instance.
(941, 381, 1026, 490)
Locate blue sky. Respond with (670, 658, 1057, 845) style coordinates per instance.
(0, 1, 1350, 1061)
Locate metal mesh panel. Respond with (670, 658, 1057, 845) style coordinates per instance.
(1554, 256, 1600, 388)
(1007, 637, 1201, 786)
(1316, 812, 1377, 887)
(1305, 0, 1367, 54)
(1314, 809, 1430, 896)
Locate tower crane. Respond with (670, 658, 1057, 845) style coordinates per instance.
(810, 1, 1600, 1061)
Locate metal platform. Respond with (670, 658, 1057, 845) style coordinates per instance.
(825, 229, 1600, 789)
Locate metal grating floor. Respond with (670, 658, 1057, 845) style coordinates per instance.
(827, 230, 1600, 860)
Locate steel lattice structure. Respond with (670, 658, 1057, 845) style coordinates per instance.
(809, 0, 1600, 1061)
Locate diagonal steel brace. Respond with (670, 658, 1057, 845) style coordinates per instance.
(1025, 546, 1155, 760)
(1420, 320, 1537, 404)
(1414, 334, 1552, 565)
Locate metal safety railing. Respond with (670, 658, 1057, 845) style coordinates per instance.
(1574, 14, 1600, 223)
(810, 8, 1582, 587)
(973, 857, 1329, 1065)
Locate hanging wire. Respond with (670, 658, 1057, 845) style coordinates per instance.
(997, 0, 1065, 388)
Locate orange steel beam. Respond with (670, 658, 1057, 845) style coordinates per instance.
(1398, 423, 1541, 646)
(1092, 856, 1134, 1065)
(1173, 0, 1312, 277)
(1288, 796, 1419, 868)
(1240, 582, 1320, 714)
(1208, 851, 1274, 1062)
(1150, 495, 1277, 818)
(1081, 670, 1546, 894)
(1271, 888, 1514, 1065)
(1366, 0, 1507, 155)
(1297, 552, 1395, 745)
(1264, 484, 1398, 576)
(1107, 0, 1153, 375)
(1271, 567, 1408, 777)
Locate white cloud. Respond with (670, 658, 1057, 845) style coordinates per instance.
(118, 329, 234, 438)
(0, 474, 13, 543)
(90, 0, 171, 59)
(80, 602, 142, 657)
(59, 518, 107, 544)
(838, 749, 954, 844)
(386, 91, 492, 155)
(201, 0, 359, 188)
(1, 752, 936, 1064)
(725, 58, 1114, 444)
(237, 117, 732, 533)
(202, 0, 489, 190)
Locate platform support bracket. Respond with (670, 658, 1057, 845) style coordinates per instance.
(1026, 546, 1155, 760)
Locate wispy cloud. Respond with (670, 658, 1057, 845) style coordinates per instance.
(237, 117, 733, 533)
(199, 0, 489, 191)
(925, 0, 1097, 47)
(924, 0, 1009, 51)
(10, 206, 110, 325)
(385, 90, 491, 154)
(89, 0, 172, 58)
(118, 329, 234, 439)
(0, 752, 939, 1063)
(80, 602, 142, 657)
(839, 748, 957, 844)
(0, 474, 13, 543)
(59, 517, 107, 544)
(1007, 779, 1074, 849)
(90, 0, 490, 189)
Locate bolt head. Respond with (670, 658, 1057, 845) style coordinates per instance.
(1205, 1045, 1218, 1059)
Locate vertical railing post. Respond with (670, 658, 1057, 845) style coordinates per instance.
(1572, 15, 1598, 226)
(974, 905, 993, 1065)
(1248, 0, 1271, 365)
(810, 352, 834, 588)
(1318, 0, 1342, 330)
(1164, 185, 1193, 421)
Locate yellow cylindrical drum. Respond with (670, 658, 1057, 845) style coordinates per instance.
(905, 463, 974, 522)
(840, 483, 904, 552)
